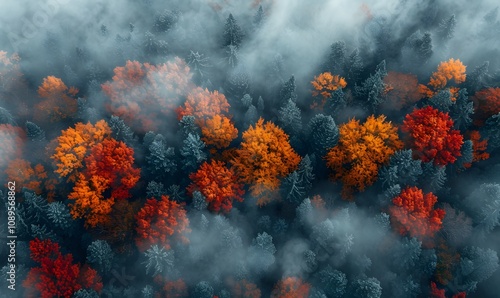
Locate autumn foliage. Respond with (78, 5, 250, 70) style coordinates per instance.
(325, 115, 403, 199)
(402, 106, 463, 166)
(271, 277, 310, 298)
(464, 130, 489, 168)
(35, 76, 79, 123)
(382, 71, 421, 110)
(231, 118, 301, 205)
(135, 195, 190, 252)
(201, 114, 238, 149)
(231, 279, 262, 298)
(51, 120, 111, 181)
(4, 158, 56, 200)
(419, 59, 466, 99)
(176, 87, 230, 121)
(161, 279, 188, 298)
(389, 187, 445, 242)
(102, 58, 193, 132)
(311, 72, 347, 98)
(68, 138, 140, 227)
(188, 160, 244, 213)
(472, 87, 500, 126)
(23, 238, 102, 298)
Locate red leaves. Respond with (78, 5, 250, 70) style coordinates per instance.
(473, 87, 500, 126)
(135, 195, 190, 252)
(188, 160, 245, 213)
(271, 277, 310, 298)
(389, 187, 445, 242)
(23, 239, 102, 298)
(402, 106, 463, 166)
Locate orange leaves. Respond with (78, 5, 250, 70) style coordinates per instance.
(4, 159, 54, 198)
(135, 195, 190, 252)
(230, 118, 301, 205)
(420, 58, 466, 99)
(311, 72, 347, 99)
(472, 87, 500, 126)
(382, 72, 421, 110)
(402, 106, 463, 166)
(271, 277, 310, 298)
(177, 87, 230, 121)
(51, 120, 111, 181)
(35, 76, 79, 123)
(389, 187, 445, 242)
(68, 139, 140, 228)
(188, 160, 244, 213)
(201, 114, 238, 149)
(232, 279, 261, 298)
(325, 115, 403, 199)
(102, 58, 193, 132)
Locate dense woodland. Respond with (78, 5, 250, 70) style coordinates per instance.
(1, 0, 500, 297)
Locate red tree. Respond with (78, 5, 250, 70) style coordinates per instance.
(188, 160, 245, 213)
(402, 106, 463, 166)
(102, 58, 193, 132)
(23, 238, 102, 298)
(135, 195, 190, 252)
(389, 187, 445, 242)
(472, 87, 500, 126)
(271, 277, 310, 298)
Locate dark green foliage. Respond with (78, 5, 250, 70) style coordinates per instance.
(226, 71, 250, 99)
(192, 191, 208, 211)
(87, 240, 114, 274)
(391, 237, 422, 271)
(141, 285, 154, 298)
(0, 107, 15, 125)
(281, 155, 314, 204)
(143, 31, 168, 55)
(279, 75, 297, 104)
(442, 204, 472, 246)
(272, 218, 288, 236)
(346, 48, 363, 83)
(355, 60, 387, 110)
(420, 162, 446, 193)
(403, 31, 433, 66)
(379, 150, 422, 189)
(438, 15, 457, 41)
(193, 281, 214, 298)
(257, 96, 265, 112)
(77, 98, 98, 123)
(108, 116, 137, 147)
(316, 266, 348, 298)
(146, 133, 177, 178)
(247, 232, 276, 273)
(454, 246, 499, 292)
(187, 51, 211, 83)
(296, 198, 314, 226)
(429, 89, 453, 112)
(257, 215, 272, 232)
(240, 94, 253, 108)
(481, 112, 500, 151)
(30, 224, 58, 241)
(180, 133, 207, 172)
(167, 184, 185, 202)
(25, 121, 45, 141)
(143, 245, 175, 276)
(455, 140, 473, 172)
(465, 61, 490, 94)
(179, 115, 199, 137)
(278, 98, 302, 135)
(450, 89, 473, 130)
(303, 249, 317, 273)
(17, 189, 48, 237)
(307, 114, 339, 157)
(325, 88, 347, 117)
(73, 289, 100, 298)
(146, 181, 168, 199)
(153, 9, 179, 33)
(350, 276, 382, 298)
(243, 104, 258, 128)
(46, 201, 73, 232)
(223, 14, 243, 48)
(326, 41, 347, 75)
(465, 183, 500, 235)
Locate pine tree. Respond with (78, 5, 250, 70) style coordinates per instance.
(349, 276, 382, 298)
(345, 48, 363, 84)
(355, 60, 387, 111)
(465, 183, 500, 235)
(280, 75, 298, 104)
(0, 107, 15, 125)
(46, 201, 74, 232)
(420, 162, 446, 193)
(254, 6, 265, 28)
(180, 133, 207, 172)
(153, 9, 179, 32)
(223, 14, 243, 48)
(465, 61, 490, 94)
(108, 116, 137, 147)
(146, 181, 168, 199)
(281, 155, 314, 204)
(143, 245, 175, 276)
(379, 149, 422, 189)
(193, 281, 215, 298)
(450, 89, 473, 131)
(326, 41, 346, 75)
(146, 133, 177, 178)
(307, 114, 339, 158)
(247, 232, 276, 274)
(187, 51, 211, 83)
(243, 104, 259, 128)
(391, 237, 422, 271)
(25, 121, 45, 141)
(278, 99, 302, 135)
(438, 15, 457, 41)
(481, 112, 500, 151)
(315, 266, 347, 298)
(179, 115, 199, 137)
(87, 240, 114, 275)
(428, 89, 453, 113)
(454, 246, 499, 292)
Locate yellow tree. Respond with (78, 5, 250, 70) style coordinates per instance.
(231, 118, 301, 205)
(325, 115, 403, 199)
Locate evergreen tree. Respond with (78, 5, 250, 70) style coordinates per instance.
(192, 190, 208, 211)
(379, 150, 422, 189)
(193, 281, 214, 298)
(0, 107, 15, 125)
(315, 266, 348, 298)
(257, 96, 265, 112)
(223, 14, 243, 48)
(454, 246, 499, 292)
(187, 51, 211, 83)
(87, 240, 114, 274)
(355, 60, 387, 111)
(241, 94, 253, 108)
(143, 31, 168, 55)
(281, 155, 314, 204)
(326, 41, 346, 75)
(279, 75, 298, 104)
(254, 5, 265, 28)
(247, 232, 276, 274)
(243, 104, 259, 129)
(146, 133, 177, 178)
(438, 15, 457, 41)
(428, 89, 453, 113)
(179, 115, 199, 137)
(391, 237, 422, 271)
(46, 201, 74, 232)
(481, 112, 500, 151)
(465, 183, 500, 235)
(325, 88, 347, 117)
(307, 114, 339, 157)
(450, 88, 473, 131)
(345, 48, 363, 84)
(278, 98, 302, 135)
(108, 115, 137, 147)
(350, 276, 382, 298)
(143, 245, 175, 276)
(180, 133, 207, 172)
(146, 181, 168, 199)
(465, 61, 490, 94)
(25, 121, 45, 141)
(153, 9, 179, 33)
(73, 289, 100, 298)
(420, 162, 446, 193)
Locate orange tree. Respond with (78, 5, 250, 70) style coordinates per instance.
(68, 138, 140, 228)
(135, 195, 190, 252)
(325, 115, 403, 199)
(402, 106, 463, 166)
(419, 58, 466, 100)
(4, 158, 56, 200)
(102, 58, 193, 132)
(176, 87, 230, 122)
(389, 186, 446, 243)
(35, 76, 79, 123)
(230, 118, 301, 205)
(472, 87, 500, 126)
(310, 72, 347, 109)
(187, 160, 244, 213)
(200, 114, 238, 150)
(382, 71, 421, 110)
(271, 277, 310, 298)
(51, 120, 111, 182)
